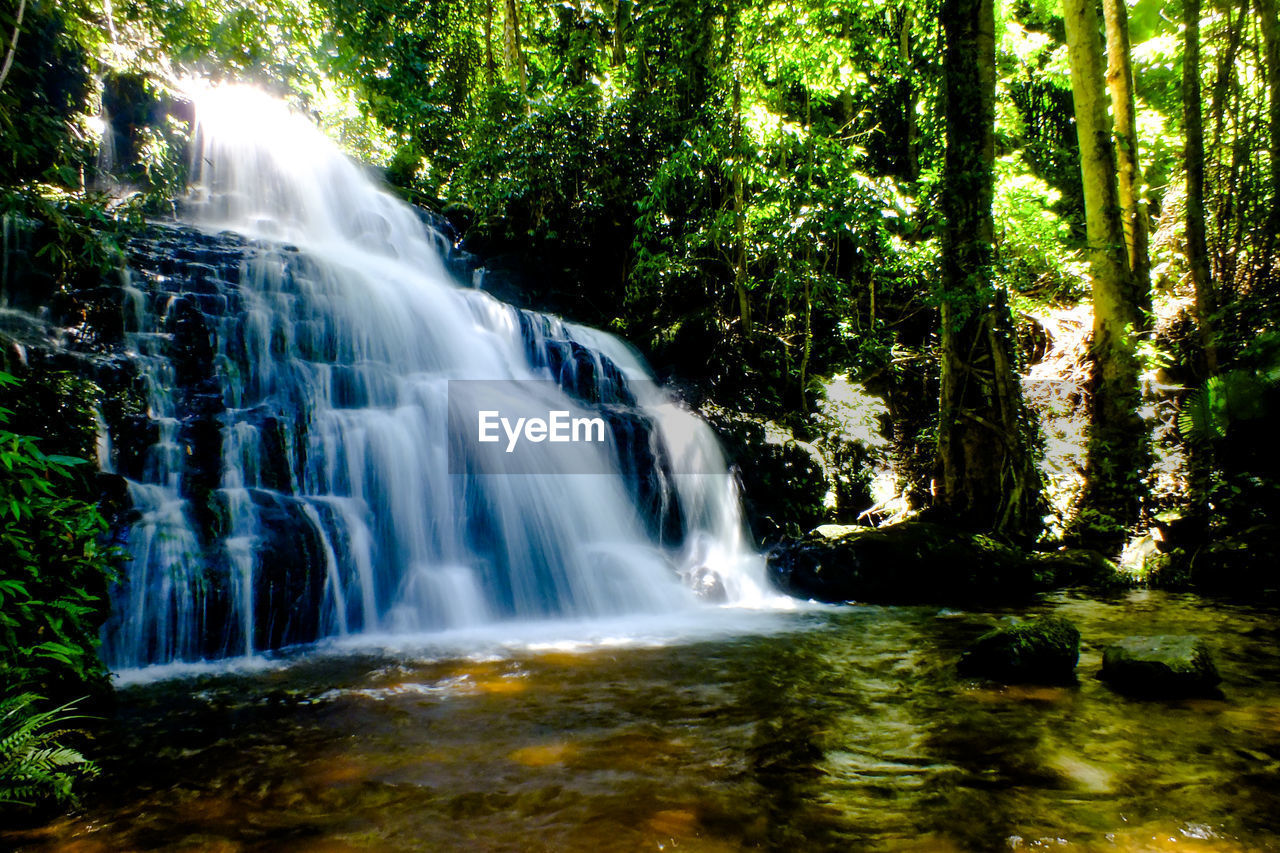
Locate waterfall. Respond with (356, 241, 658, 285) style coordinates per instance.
(101, 83, 772, 670)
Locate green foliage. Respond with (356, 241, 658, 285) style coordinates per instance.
(992, 154, 1087, 303)
(0, 692, 98, 808)
(0, 372, 116, 695)
(125, 0, 328, 93)
(0, 187, 134, 287)
(1179, 374, 1238, 446)
(1, 0, 1272, 549)
(0, 2, 97, 189)
(96, 72, 193, 207)
(324, 0, 481, 182)
(1179, 336, 1280, 448)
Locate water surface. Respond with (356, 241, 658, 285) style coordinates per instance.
(10, 590, 1280, 851)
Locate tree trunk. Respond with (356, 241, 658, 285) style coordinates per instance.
(1206, 0, 1248, 291)
(1258, 0, 1280, 266)
(731, 72, 751, 339)
(483, 0, 496, 85)
(840, 16, 854, 129)
(899, 5, 919, 181)
(936, 0, 1041, 537)
(1183, 0, 1217, 372)
(1063, 0, 1147, 537)
(1102, 0, 1149, 310)
(605, 0, 628, 67)
(503, 0, 528, 96)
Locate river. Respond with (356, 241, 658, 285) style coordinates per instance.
(8, 589, 1280, 851)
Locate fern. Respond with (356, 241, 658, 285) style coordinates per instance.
(0, 693, 98, 808)
(1178, 375, 1227, 445)
(1178, 371, 1269, 446)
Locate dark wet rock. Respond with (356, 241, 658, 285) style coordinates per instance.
(683, 566, 727, 604)
(766, 521, 1051, 604)
(958, 616, 1080, 683)
(700, 406, 826, 545)
(1016, 312, 1051, 365)
(766, 521, 1124, 605)
(442, 202, 476, 237)
(249, 490, 332, 651)
(1101, 636, 1222, 698)
(1031, 548, 1121, 587)
(603, 406, 682, 546)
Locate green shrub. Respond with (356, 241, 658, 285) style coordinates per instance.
(0, 372, 116, 696)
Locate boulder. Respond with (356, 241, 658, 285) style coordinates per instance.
(766, 521, 1048, 604)
(1101, 636, 1222, 698)
(683, 566, 728, 604)
(1032, 548, 1121, 587)
(766, 522, 1125, 605)
(957, 616, 1081, 683)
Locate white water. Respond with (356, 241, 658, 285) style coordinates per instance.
(102, 83, 779, 670)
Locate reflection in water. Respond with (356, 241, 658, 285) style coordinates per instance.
(7, 590, 1280, 851)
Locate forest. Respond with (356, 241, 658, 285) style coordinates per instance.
(1, 0, 1279, 847)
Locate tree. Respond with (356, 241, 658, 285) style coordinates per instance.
(896, 4, 919, 182)
(503, 0, 528, 95)
(600, 0, 628, 67)
(1062, 0, 1147, 538)
(483, 0, 496, 84)
(1102, 0, 1150, 306)
(1183, 0, 1217, 372)
(726, 1, 751, 340)
(1258, 0, 1280, 269)
(935, 0, 1042, 537)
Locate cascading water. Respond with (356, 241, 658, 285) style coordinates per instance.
(101, 83, 773, 670)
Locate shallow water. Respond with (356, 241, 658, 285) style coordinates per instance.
(8, 590, 1280, 852)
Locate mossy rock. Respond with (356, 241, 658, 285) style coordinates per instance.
(1032, 548, 1122, 587)
(766, 521, 1050, 604)
(1101, 636, 1222, 698)
(957, 616, 1081, 683)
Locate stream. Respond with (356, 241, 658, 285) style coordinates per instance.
(8, 589, 1280, 851)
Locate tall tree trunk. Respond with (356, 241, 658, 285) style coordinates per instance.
(899, 5, 919, 181)
(731, 71, 751, 339)
(604, 0, 628, 67)
(936, 0, 1041, 537)
(1183, 0, 1218, 372)
(483, 0, 497, 85)
(1102, 0, 1149, 309)
(1206, 0, 1248, 291)
(1063, 0, 1147, 538)
(503, 0, 528, 96)
(1258, 0, 1280, 267)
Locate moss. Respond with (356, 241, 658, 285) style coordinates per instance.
(957, 615, 1081, 683)
(768, 521, 1101, 605)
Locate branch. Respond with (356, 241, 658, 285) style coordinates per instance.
(0, 0, 26, 95)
